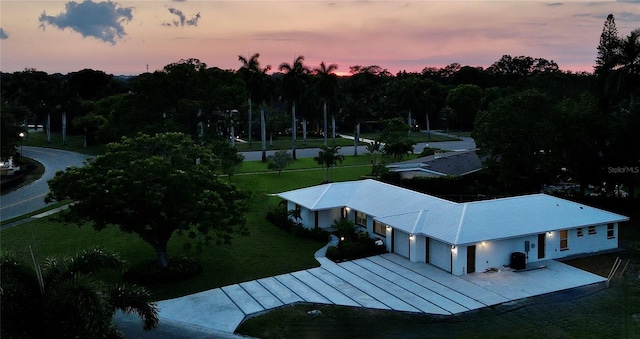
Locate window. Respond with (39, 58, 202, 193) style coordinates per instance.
(577, 228, 583, 237)
(355, 211, 367, 226)
(607, 223, 615, 239)
(374, 221, 385, 236)
(560, 230, 568, 251)
(588, 226, 596, 235)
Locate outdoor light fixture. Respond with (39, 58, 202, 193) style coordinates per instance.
(340, 236, 345, 242)
(481, 241, 487, 246)
(386, 225, 391, 229)
(18, 132, 24, 158)
(409, 234, 415, 239)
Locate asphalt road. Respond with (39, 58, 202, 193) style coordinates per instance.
(241, 132, 476, 161)
(0, 146, 91, 222)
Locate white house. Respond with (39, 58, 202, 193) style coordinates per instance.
(276, 179, 629, 276)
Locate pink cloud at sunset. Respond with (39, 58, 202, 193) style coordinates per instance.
(1, 0, 638, 75)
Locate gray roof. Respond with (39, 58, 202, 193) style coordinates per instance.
(387, 149, 483, 176)
(276, 179, 629, 246)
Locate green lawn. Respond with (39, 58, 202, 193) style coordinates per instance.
(22, 131, 105, 155)
(0, 163, 371, 301)
(357, 131, 461, 143)
(234, 136, 353, 152)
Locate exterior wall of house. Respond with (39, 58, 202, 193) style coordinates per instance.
(318, 209, 341, 228)
(412, 235, 427, 263)
(451, 223, 619, 275)
(543, 223, 618, 260)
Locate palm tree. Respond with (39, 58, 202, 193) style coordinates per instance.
(313, 62, 339, 146)
(314, 144, 345, 182)
(1, 248, 158, 338)
(365, 140, 382, 166)
(343, 65, 387, 156)
(279, 55, 310, 160)
(238, 53, 272, 161)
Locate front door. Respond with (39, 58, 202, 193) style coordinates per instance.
(538, 233, 545, 259)
(425, 237, 430, 263)
(467, 245, 476, 274)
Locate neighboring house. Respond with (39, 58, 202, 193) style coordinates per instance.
(277, 179, 628, 276)
(386, 149, 483, 179)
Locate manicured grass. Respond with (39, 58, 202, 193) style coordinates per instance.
(227, 137, 354, 152)
(237, 154, 380, 174)
(357, 131, 460, 143)
(22, 131, 105, 155)
(0, 165, 371, 301)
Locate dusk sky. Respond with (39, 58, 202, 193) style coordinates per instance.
(1, 0, 639, 76)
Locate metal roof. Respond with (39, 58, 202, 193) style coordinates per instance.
(276, 179, 629, 245)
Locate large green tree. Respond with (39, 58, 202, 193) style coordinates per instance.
(1, 248, 158, 338)
(46, 133, 249, 269)
(473, 89, 559, 192)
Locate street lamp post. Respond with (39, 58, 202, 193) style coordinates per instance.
(18, 132, 24, 158)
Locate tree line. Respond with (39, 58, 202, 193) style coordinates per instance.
(1, 14, 638, 196)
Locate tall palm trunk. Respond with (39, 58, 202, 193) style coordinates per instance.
(353, 122, 360, 156)
(248, 98, 252, 147)
(426, 112, 431, 139)
(408, 110, 412, 138)
(46, 113, 51, 143)
(332, 114, 336, 143)
(292, 101, 297, 159)
(260, 106, 267, 162)
(323, 100, 328, 146)
(62, 112, 67, 145)
(302, 116, 307, 145)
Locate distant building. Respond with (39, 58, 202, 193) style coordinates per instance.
(386, 149, 483, 179)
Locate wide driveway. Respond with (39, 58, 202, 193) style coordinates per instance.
(0, 146, 90, 222)
(157, 249, 605, 334)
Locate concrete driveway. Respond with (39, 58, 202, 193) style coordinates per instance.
(155, 244, 605, 335)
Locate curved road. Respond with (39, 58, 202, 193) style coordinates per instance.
(0, 146, 91, 222)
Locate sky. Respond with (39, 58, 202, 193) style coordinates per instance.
(1, 0, 639, 76)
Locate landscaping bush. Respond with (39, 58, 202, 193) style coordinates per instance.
(292, 224, 330, 242)
(266, 205, 330, 242)
(326, 232, 386, 262)
(266, 205, 295, 232)
(123, 256, 203, 285)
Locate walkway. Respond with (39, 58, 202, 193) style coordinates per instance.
(154, 237, 605, 335)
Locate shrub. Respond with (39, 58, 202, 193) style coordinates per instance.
(418, 147, 437, 157)
(292, 225, 330, 242)
(326, 232, 386, 262)
(124, 257, 203, 285)
(266, 206, 295, 232)
(266, 205, 330, 243)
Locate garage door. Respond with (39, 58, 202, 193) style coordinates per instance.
(429, 240, 451, 272)
(393, 230, 410, 259)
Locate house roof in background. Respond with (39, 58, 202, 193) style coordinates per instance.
(276, 179, 629, 245)
(387, 149, 483, 176)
